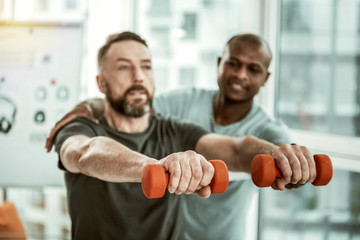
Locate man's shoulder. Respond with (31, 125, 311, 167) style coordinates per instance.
(251, 103, 276, 122)
(249, 103, 291, 143)
(58, 116, 106, 137)
(71, 116, 98, 125)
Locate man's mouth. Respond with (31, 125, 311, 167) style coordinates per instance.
(127, 89, 146, 96)
(125, 85, 149, 97)
(230, 81, 244, 90)
(228, 79, 247, 91)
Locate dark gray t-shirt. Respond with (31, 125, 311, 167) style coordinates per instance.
(55, 114, 208, 240)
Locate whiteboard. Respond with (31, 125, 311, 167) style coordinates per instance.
(0, 22, 83, 186)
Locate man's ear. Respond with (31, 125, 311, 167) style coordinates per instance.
(96, 75, 106, 94)
(217, 57, 222, 67)
(263, 72, 271, 86)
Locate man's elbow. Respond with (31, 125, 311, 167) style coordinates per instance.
(60, 136, 92, 173)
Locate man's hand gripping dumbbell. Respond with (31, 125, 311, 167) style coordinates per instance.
(141, 151, 229, 199)
(250, 144, 333, 189)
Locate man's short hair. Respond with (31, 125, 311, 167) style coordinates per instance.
(98, 31, 148, 71)
(225, 33, 272, 68)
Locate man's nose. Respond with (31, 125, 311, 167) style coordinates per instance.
(133, 67, 145, 83)
(236, 66, 248, 81)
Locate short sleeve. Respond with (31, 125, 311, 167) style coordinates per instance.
(54, 117, 97, 170)
(172, 120, 209, 151)
(261, 120, 292, 144)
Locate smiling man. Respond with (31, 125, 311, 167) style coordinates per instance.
(50, 32, 316, 240)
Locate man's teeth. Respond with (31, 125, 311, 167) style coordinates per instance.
(231, 82, 243, 89)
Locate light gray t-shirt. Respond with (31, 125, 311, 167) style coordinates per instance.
(154, 87, 291, 240)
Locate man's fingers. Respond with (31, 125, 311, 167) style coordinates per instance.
(176, 156, 191, 195)
(194, 186, 211, 198)
(167, 158, 181, 194)
(280, 145, 302, 184)
(186, 155, 203, 193)
(272, 150, 292, 182)
(272, 144, 316, 187)
(45, 137, 54, 152)
(291, 145, 310, 184)
(162, 151, 214, 196)
(285, 182, 305, 189)
(199, 160, 214, 188)
(301, 146, 316, 183)
(271, 178, 287, 191)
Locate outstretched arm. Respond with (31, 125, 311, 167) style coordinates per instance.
(60, 135, 214, 197)
(195, 134, 316, 191)
(45, 98, 105, 152)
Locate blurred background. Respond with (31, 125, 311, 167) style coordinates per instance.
(0, 0, 359, 239)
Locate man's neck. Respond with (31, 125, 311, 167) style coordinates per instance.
(213, 92, 253, 126)
(104, 103, 150, 133)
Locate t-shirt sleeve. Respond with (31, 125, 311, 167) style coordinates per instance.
(261, 119, 292, 144)
(54, 118, 97, 170)
(172, 119, 209, 151)
(153, 88, 196, 120)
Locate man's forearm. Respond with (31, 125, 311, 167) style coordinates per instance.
(233, 135, 278, 173)
(196, 134, 278, 173)
(60, 135, 157, 182)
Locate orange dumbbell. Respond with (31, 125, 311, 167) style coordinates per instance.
(141, 160, 229, 199)
(251, 154, 333, 187)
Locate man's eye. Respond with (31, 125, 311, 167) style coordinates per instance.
(249, 67, 261, 73)
(118, 66, 129, 70)
(143, 65, 152, 70)
(227, 61, 237, 67)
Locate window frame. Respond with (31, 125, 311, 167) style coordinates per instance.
(260, 0, 360, 173)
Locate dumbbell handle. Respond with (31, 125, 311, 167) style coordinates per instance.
(251, 154, 333, 188)
(141, 160, 229, 199)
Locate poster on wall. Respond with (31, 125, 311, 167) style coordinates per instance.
(0, 22, 83, 186)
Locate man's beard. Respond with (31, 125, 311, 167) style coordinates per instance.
(105, 83, 153, 118)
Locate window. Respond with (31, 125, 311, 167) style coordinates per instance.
(276, 0, 360, 138)
(259, 1, 360, 239)
(137, 0, 262, 92)
(259, 169, 360, 240)
(181, 13, 197, 40)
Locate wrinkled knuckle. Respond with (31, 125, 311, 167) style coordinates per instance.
(291, 161, 301, 170)
(280, 144, 290, 151)
(277, 157, 287, 166)
(206, 163, 215, 175)
(282, 170, 292, 180)
(301, 172, 309, 181)
(179, 185, 188, 193)
(186, 150, 196, 157)
(187, 186, 196, 193)
(171, 169, 181, 178)
(292, 174, 301, 183)
(182, 171, 191, 180)
(299, 145, 307, 152)
(192, 169, 202, 181)
(168, 153, 178, 162)
(301, 162, 309, 171)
